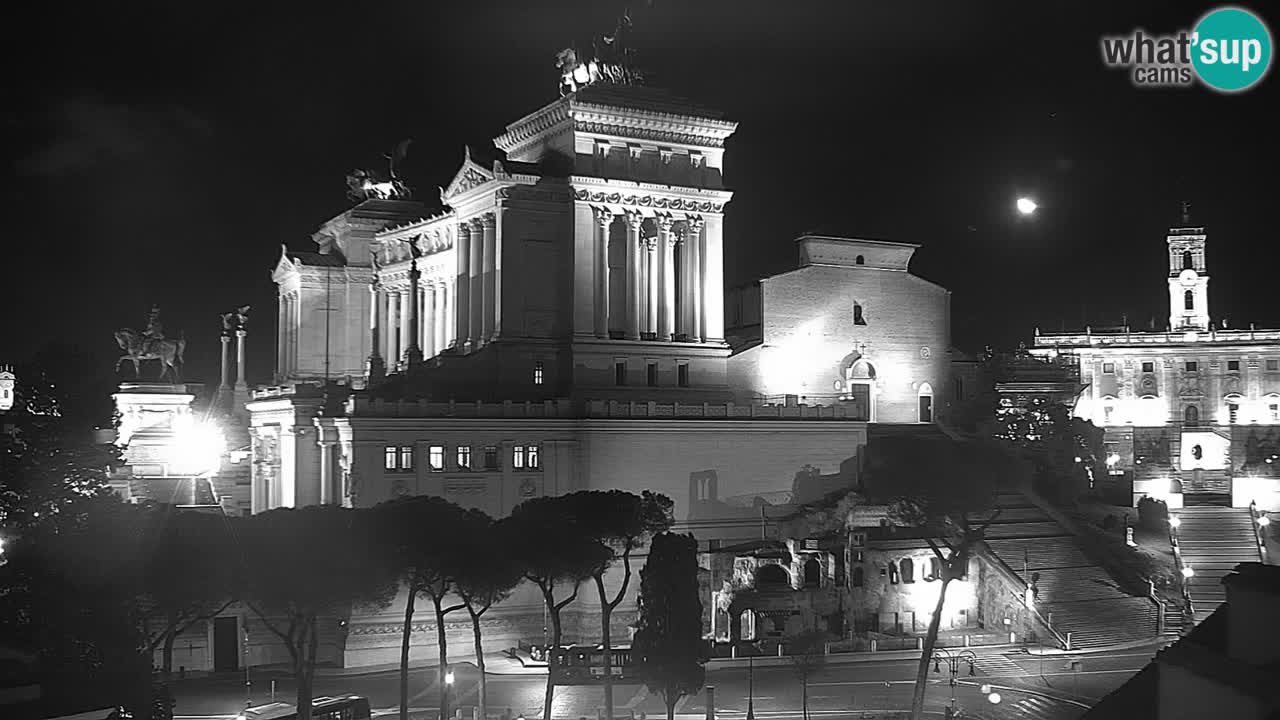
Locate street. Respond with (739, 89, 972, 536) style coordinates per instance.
(169, 643, 1163, 720)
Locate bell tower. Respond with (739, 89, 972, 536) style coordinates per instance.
(1167, 202, 1209, 332)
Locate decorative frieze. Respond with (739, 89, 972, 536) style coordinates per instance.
(573, 188, 724, 214)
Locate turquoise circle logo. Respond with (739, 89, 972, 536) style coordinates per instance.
(1192, 7, 1273, 92)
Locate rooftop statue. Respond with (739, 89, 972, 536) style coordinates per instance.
(557, 7, 644, 96)
(220, 305, 251, 336)
(346, 140, 413, 202)
(115, 306, 186, 382)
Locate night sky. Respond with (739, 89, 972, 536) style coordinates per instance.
(5, 1, 1277, 392)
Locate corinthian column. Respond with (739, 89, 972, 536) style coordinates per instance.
(593, 207, 613, 338)
(276, 295, 286, 380)
(423, 281, 436, 359)
(687, 216, 706, 343)
(386, 290, 400, 368)
(658, 216, 676, 341)
(404, 250, 423, 369)
(646, 237, 659, 337)
(455, 223, 472, 351)
(625, 212, 643, 340)
(399, 287, 414, 369)
(481, 213, 497, 343)
(468, 218, 484, 350)
(367, 284, 385, 382)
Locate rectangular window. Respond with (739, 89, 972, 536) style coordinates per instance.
(1229, 403, 1240, 424)
(398, 446, 414, 471)
(533, 361, 544, 385)
(1142, 361, 1154, 373)
(384, 446, 397, 471)
(1269, 359, 1279, 371)
(428, 445, 445, 472)
(1271, 404, 1279, 422)
(677, 363, 690, 388)
(1103, 362, 1115, 374)
(484, 446, 499, 470)
(1228, 360, 1241, 371)
(527, 444, 540, 469)
(456, 446, 471, 470)
(1186, 361, 1198, 372)
(615, 361, 627, 386)
(1103, 406, 1114, 424)
(647, 362, 658, 387)
(513, 445, 525, 469)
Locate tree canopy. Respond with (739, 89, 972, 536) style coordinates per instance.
(632, 532, 705, 720)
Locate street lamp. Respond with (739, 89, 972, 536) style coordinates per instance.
(1182, 565, 1195, 578)
(931, 648, 976, 716)
(746, 639, 763, 720)
(1259, 515, 1272, 527)
(1016, 197, 1039, 216)
(1169, 515, 1182, 529)
(443, 667, 455, 720)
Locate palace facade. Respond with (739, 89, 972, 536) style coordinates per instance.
(1031, 219, 1280, 511)
(239, 80, 954, 668)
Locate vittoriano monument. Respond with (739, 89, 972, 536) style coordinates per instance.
(115, 305, 186, 382)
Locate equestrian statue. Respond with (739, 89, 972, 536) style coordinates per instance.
(115, 305, 186, 382)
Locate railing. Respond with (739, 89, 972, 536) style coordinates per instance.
(1169, 516, 1195, 622)
(1034, 327, 1280, 347)
(1250, 500, 1269, 561)
(347, 397, 576, 418)
(584, 399, 864, 420)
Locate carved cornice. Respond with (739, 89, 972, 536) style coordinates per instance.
(496, 185, 574, 205)
(574, 188, 725, 214)
(493, 102, 573, 155)
(570, 105, 738, 149)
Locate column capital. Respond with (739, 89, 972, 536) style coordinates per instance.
(479, 212, 497, 229)
(593, 206, 615, 229)
(643, 236, 659, 252)
(458, 220, 474, 237)
(235, 329, 247, 339)
(685, 215, 706, 234)
(625, 210, 645, 231)
(657, 215, 676, 232)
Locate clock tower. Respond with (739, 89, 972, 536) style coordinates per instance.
(1167, 204, 1209, 332)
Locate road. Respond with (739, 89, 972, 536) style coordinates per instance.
(169, 643, 1164, 720)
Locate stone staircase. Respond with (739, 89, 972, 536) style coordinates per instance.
(979, 492, 1160, 649)
(1182, 469, 1233, 506)
(1174, 505, 1261, 624)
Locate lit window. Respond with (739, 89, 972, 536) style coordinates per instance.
(456, 446, 472, 470)
(1228, 360, 1240, 372)
(428, 445, 445, 472)
(1103, 363, 1115, 374)
(1185, 361, 1198, 372)
(1268, 359, 1279, 371)
(398, 446, 414, 471)
(1142, 362, 1154, 373)
(615, 361, 627, 386)
(527, 444, 540, 469)
(1184, 290, 1194, 311)
(647, 362, 658, 387)
(1270, 404, 1279, 422)
(384, 446, 397, 471)
(677, 363, 690, 388)
(1229, 403, 1239, 424)
(514, 445, 525, 469)
(533, 361, 544, 385)
(484, 446, 499, 470)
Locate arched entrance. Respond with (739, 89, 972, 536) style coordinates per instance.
(917, 382, 934, 423)
(844, 359, 877, 421)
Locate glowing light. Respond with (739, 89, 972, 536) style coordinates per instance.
(171, 417, 225, 475)
(1169, 515, 1181, 529)
(988, 692, 1002, 705)
(1106, 453, 1121, 467)
(1016, 197, 1038, 215)
(1181, 566, 1195, 578)
(1074, 456, 1082, 463)
(1259, 515, 1271, 527)
(445, 670, 455, 685)
(980, 684, 992, 695)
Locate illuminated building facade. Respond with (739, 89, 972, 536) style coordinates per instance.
(1032, 219, 1280, 511)
(247, 81, 954, 667)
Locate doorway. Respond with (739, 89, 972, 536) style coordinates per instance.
(918, 382, 934, 423)
(213, 616, 239, 672)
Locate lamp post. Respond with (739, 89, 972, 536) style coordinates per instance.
(444, 667, 455, 720)
(931, 648, 976, 718)
(746, 640, 762, 720)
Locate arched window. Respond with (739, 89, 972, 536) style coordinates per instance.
(852, 566, 865, 588)
(954, 377, 964, 402)
(1185, 290, 1194, 311)
(855, 255, 865, 265)
(1183, 251, 1194, 270)
(756, 564, 789, 588)
(900, 558, 915, 583)
(854, 304, 866, 325)
(1184, 404, 1200, 426)
(803, 558, 821, 586)
(888, 564, 899, 585)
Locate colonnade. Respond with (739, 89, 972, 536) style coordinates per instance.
(370, 278, 456, 370)
(591, 210, 710, 342)
(277, 290, 301, 377)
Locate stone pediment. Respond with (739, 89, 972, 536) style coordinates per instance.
(440, 147, 494, 203)
(271, 244, 298, 282)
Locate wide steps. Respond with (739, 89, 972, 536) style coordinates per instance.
(986, 538, 1093, 570)
(1173, 506, 1261, 626)
(984, 521, 1069, 539)
(1027, 567, 1127, 603)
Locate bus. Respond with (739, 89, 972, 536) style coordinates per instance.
(548, 644, 634, 684)
(236, 695, 371, 720)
